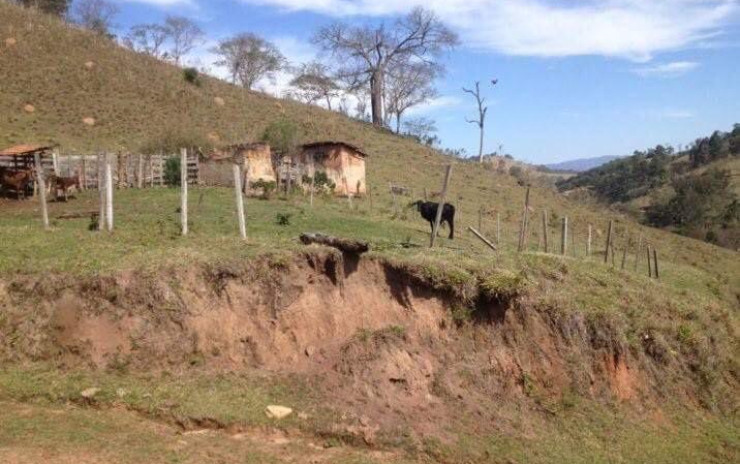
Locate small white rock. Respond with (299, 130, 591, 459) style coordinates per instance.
(265, 405, 293, 420)
(80, 388, 100, 399)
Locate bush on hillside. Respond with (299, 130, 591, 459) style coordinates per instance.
(261, 119, 299, 154)
(183, 67, 201, 86)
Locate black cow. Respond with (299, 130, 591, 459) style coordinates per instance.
(411, 200, 455, 239)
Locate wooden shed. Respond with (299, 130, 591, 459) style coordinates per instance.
(296, 142, 367, 195)
(0, 144, 55, 172)
(201, 143, 276, 187)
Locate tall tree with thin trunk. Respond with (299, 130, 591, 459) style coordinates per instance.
(384, 59, 438, 133)
(71, 0, 118, 36)
(212, 33, 285, 90)
(289, 62, 339, 110)
(164, 15, 203, 65)
(124, 23, 169, 59)
(313, 7, 457, 127)
(463, 80, 497, 163)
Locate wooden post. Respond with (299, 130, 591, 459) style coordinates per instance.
(105, 154, 114, 231)
(80, 156, 87, 190)
(147, 155, 154, 188)
(604, 220, 613, 263)
(561, 217, 568, 256)
(646, 245, 653, 278)
(180, 148, 188, 236)
(468, 226, 497, 252)
(517, 187, 531, 252)
(587, 224, 592, 257)
(33, 152, 50, 230)
(621, 236, 629, 270)
(542, 210, 549, 253)
(390, 183, 398, 216)
(310, 171, 315, 208)
(430, 165, 453, 248)
(52, 150, 59, 176)
(137, 154, 144, 189)
(233, 163, 247, 240)
(653, 248, 659, 279)
(97, 153, 106, 231)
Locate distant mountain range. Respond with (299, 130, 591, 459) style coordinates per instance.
(545, 156, 621, 172)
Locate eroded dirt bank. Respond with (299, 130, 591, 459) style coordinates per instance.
(0, 250, 734, 437)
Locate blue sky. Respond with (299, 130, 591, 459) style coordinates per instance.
(104, 0, 740, 164)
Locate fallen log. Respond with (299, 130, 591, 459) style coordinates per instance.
(299, 233, 370, 254)
(56, 211, 99, 220)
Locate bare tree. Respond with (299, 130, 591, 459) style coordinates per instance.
(385, 60, 438, 133)
(212, 33, 285, 90)
(289, 62, 340, 110)
(71, 0, 118, 36)
(314, 7, 457, 127)
(463, 79, 497, 163)
(124, 23, 169, 59)
(164, 15, 203, 65)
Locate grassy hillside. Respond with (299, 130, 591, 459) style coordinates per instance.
(558, 129, 740, 248)
(1, 4, 739, 463)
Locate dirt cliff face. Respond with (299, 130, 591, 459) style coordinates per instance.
(0, 250, 734, 437)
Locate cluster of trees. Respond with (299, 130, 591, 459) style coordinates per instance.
(646, 168, 738, 247)
(15, 0, 118, 37)
(687, 125, 740, 168)
(558, 125, 739, 248)
(557, 144, 674, 203)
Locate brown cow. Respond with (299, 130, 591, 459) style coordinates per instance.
(0, 168, 34, 199)
(49, 175, 80, 201)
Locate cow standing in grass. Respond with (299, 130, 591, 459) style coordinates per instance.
(0, 168, 34, 199)
(49, 175, 80, 201)
(411, 200, 455, 239)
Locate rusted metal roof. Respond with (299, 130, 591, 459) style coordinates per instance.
(301, 141, 368, 157)
(0, 144, 54, 157)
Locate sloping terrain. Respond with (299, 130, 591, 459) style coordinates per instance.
(0, 3, 739, 463)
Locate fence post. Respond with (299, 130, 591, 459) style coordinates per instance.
(180, 148, 188, 236)
(621, 235, 629, 270)
(80, 156, 86, 190)
(542, 210, 549, 253)
(653, 248, 659, 279)
(517, 187, 531, 252)
(604, 220, 613, 263)
(233, 163, 247, 240)
(430, 165, 453, 248)
(646, 245, 653, 278)
(105, 154, 114, 231)
(561, 217, 568, 256)
(137, 154, 144, 189)
(33, 152, 50, 230)
(97, 153, 106, 231)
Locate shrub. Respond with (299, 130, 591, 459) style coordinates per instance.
(302, 171, 336, 192)
(183, 67, 201, 86)
(275, 213, 291, 226)
(164, 156, 181, 186)
(253, 179, 276, 199)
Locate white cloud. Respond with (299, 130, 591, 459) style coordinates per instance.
(239, 0, 739, 61)
(632, 61, 700, 77)
(640, 108, 696, 119)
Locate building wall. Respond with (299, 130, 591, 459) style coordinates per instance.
(297, 146, 366, 195)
